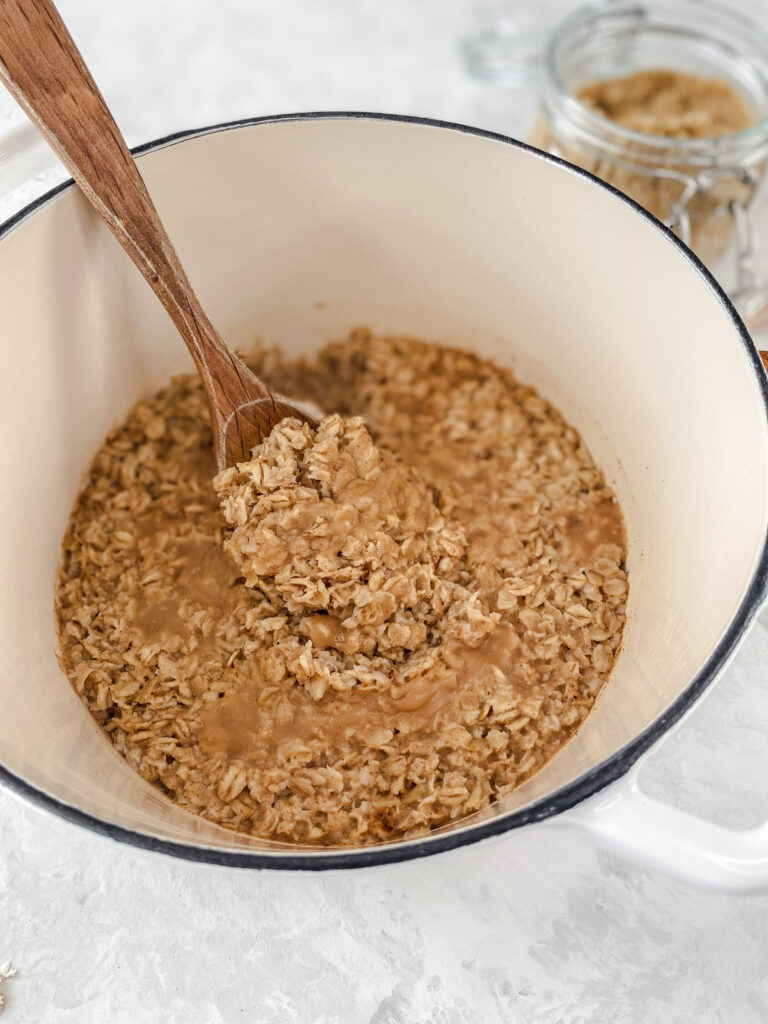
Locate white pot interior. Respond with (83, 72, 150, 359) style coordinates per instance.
(0, 117, 766, 858)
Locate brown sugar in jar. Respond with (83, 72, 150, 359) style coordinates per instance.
(530, 2, 768, 273)
(531, 68, 756, 264)
(577, 70, 753, 141)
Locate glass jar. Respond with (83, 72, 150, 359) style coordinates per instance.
(529, 1, 768, 303)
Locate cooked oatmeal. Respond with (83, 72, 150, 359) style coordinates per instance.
(55, 331, 628, 845)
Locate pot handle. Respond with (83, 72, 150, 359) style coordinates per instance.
(555, 338, 768, 892)
(550, 768, 768, 893)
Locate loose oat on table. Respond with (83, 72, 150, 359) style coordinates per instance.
(0, 962, 17, 1015)
(56, 331, 627, 846)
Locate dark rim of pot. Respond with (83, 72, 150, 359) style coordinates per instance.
(1, 111, 767, 871)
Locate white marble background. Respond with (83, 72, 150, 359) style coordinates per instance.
(1, 1, 768, 1021)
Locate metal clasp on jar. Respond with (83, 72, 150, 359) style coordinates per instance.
(662, 164, 766, 307)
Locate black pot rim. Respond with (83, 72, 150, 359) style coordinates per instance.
(2, 110, 767, 871)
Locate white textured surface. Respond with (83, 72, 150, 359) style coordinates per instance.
(1, 2, 768, 1020)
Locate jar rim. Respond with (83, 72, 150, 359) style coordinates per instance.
(544, 0, 768, 162)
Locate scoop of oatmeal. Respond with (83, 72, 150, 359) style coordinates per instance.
(214, 414, 498, 679)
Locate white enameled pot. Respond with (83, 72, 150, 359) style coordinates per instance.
(1, 114, 767, 889)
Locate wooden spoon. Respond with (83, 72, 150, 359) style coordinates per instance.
(0, 0, 316, 470)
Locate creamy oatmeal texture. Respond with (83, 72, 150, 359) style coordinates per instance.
(56, 332, 627, 845)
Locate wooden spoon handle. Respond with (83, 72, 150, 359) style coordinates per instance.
(0, 0, 274, 458)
